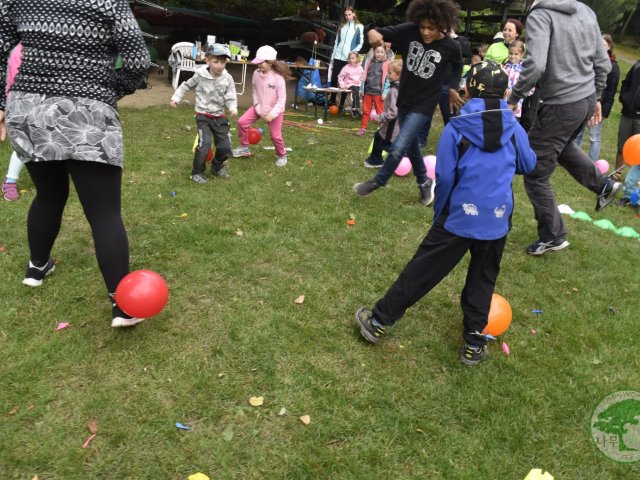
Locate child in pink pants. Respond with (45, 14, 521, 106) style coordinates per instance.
(232, 45, 293, 166)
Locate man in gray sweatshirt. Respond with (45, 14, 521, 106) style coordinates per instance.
(507, 0, 621, 256)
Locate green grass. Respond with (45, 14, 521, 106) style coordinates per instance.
(1, 97, 640, 479)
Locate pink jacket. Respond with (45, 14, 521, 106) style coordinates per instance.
(338, 62, 364, 89)
(6, 43, 23, 93)
(252, 69, 286, 118)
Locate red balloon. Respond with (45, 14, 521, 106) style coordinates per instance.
(206, 148, 214, 162)
(115, 270, 169, 318)
(482, 293, 512, 336)
(248, 128, 262, 145)
(622, 134, 640, 166)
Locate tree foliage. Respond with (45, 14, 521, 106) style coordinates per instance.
(581, 0, 638, 33)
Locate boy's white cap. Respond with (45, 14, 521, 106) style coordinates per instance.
(252, 45, 277, 64)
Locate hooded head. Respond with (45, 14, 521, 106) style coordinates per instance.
(466, 60, 508, 99)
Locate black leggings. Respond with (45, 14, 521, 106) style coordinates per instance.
(25, 160, 129, 293)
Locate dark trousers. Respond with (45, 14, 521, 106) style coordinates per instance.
(25, 160, 129, 293)
(524, 94, 607, 242)
(373, 222, 506, 347)
(365, 131, 392, 166)
(193, 114, 231, 175)
(342, 85, 360, 110)
(329, 59, 347, 105)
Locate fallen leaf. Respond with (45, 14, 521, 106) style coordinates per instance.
(175, 213, 188, 218)
(592, 358, 602, 365)
(415, 428, 424, 434)
(7, 406, 17, 415)
(299, 415, 311, 425)
(160, 170, 166, 175)
(326, 438, 344, 445)
(222, 425, 234, 442)
(278, 407, 287, 416)
(572, 287, 578, 292)
(235, 229, 244, 237)
(305, 160, 313, 166)
(158, 194, 162, 198)
(294, 295, 305, 304)
(285, 181, 292, 187)
(87, 419, 98, 434)
(217, 372, 225, 378)
(249, 396, 264, 407)
(188, 473, 210, 480)
(0, 245, 6, 253)
(27, 405, 35, 411)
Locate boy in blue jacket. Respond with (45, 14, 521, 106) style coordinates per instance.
(355, 60, 537, 366)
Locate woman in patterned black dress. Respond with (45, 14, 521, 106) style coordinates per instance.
(0, 0, 150, 327)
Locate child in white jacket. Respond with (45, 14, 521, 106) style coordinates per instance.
(171, 44, 238, 183)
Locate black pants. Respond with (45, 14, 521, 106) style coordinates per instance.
(193, 114, 231, 175)
(342, 85, 360, 110)
(25, 160, 129, 293)
(329, 59, 347, 106)
(373, 222, 506, 346)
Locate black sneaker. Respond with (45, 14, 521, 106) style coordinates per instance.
(22, 258, 55, 287)
(526, 239, 570, 256)
(595, 180, 622, 211)
(363, 159, 383, 168)
(615, 197, 630, 207)
(353, 180, 380, 196)
(418, 179, 435, 206)
(460, 344, 488, 366)
(355, 306, 386, 344)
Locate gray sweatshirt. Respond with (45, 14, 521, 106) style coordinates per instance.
(508, 0, 610, 106)
(171, 65, 238, 116)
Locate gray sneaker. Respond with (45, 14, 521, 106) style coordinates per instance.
(595, 180, 621, 211)
(355, 307, 386, 344)
(353, 180, 379, 196)
(212, 166, 230, 178)
(418, 179, 435, 205)
(460, 344, 488, 366)
(232, 146, 253, 157)
(190, 173, 208, 184)
(276, 155, 288, 167)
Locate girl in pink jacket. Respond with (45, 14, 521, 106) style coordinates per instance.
(233, 45, 293, 166)
(337, 51, 364, 118)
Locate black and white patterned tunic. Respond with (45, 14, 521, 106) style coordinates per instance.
(0, 0, 150, 166)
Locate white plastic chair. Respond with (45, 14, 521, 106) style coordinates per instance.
(169, 42, 196, 90)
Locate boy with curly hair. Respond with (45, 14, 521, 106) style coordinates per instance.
(353, 0, 464, 205)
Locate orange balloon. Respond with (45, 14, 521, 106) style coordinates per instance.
(623, 134, 640, 166)
(482, 293, 512, 336)
(328, 105, 339, 115)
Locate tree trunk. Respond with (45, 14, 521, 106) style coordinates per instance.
(621, 1, 638, 36)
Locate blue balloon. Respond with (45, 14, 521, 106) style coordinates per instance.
(630, 188, 639, 206)
(258, 128, 264, 134)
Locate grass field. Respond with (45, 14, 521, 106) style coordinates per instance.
(1, 69, 640, 478)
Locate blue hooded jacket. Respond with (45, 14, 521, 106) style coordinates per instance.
(434, 98, 537, 240)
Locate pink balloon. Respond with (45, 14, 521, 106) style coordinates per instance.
(395, 157, 412, 176)
(423, 155, 437, 179)
(594, 159, 609, 174)
(369, 107, 377, 121)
